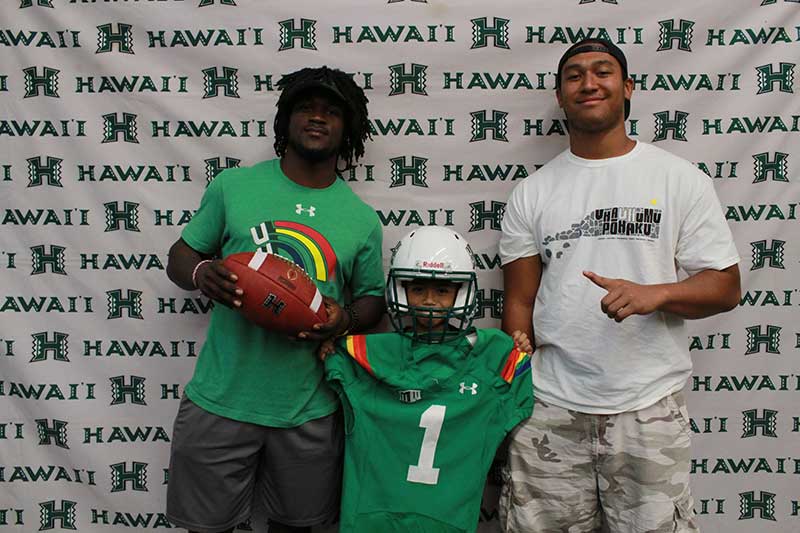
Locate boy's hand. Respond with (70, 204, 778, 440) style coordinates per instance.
(511, 330, 533, 353)
(317, 339, 337, 362)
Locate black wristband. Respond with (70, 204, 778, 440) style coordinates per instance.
(343, 303, 359, 335)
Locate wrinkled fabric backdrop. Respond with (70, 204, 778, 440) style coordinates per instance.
(1, 1, 798, 531)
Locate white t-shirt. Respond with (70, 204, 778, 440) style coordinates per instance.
(500, 142, 739, 414)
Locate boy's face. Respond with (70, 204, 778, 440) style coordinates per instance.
(404, 279, 459, 331)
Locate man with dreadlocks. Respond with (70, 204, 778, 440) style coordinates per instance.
(165, 66, 384, 533)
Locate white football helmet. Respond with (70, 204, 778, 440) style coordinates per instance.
(386, 227, 478, 342)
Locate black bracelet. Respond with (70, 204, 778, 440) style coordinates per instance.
(337, 305, 353, 337)
(344, 303, 360, 334)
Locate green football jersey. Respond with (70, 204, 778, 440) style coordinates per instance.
(325, 328, 533, 533)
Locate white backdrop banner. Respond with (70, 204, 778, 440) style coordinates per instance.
(1, 0, 798, 531)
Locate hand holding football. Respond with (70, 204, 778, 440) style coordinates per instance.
(222, 250, 328, 335)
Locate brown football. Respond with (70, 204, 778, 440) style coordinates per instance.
(222, 251, 328, 334)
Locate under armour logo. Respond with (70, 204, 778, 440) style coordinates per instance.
(295, 204, 316, 216)
(459, 382, 478, 395)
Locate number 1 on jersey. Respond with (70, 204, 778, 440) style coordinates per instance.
(407, 404, 446, 485)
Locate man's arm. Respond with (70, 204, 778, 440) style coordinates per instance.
(501, 255, 543, 341)
(166, 238, 241, 307)
(301, 221, 386, 341)
(166, 238, 210, 290)
(583, 263, 741, 322)
(347, 295, 385, 332)
(300, 294, 385, 341)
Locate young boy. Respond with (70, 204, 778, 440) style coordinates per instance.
(320, 226, 534, 533)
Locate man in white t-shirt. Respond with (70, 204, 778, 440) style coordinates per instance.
(498, 38, 741, 532)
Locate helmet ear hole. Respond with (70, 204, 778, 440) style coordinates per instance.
(386, 227, 478, 343)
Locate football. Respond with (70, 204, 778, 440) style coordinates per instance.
(222, 250, 328, 334)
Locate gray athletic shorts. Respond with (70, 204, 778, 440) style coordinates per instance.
(166, 395, 343, 532)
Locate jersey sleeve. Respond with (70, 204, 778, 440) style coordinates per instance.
(181, 170, 227, 255)
(341, 335, 375, 376)
(498, 345, 534, 433)
(499, 180, 541, 265)
(350, 221, 385, 298)
(675, 172, 740, 275)
(325, 335, 378, 434)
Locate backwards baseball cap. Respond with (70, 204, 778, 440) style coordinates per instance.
(278, 66, 351, 110)
(556, 38, 631, 119)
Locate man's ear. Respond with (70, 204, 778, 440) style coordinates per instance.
(623, 77, 633, 100)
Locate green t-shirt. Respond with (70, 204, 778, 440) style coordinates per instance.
(325, 328, 534, 533)
(182, 159, 384, 427)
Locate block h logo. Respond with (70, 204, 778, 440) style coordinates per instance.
(23, 66, 59, 98)
(739, 491, 776, 521)
(470, 110, 509, 142)
(30, 245, 67, 275)
(110, 461, 148, 492)
(110, 375, 146, 405)
(278, 18, 317, 51)
(199, 0, 237, 5)
(469, 201, 506, 231)
(39, 500, 77, 530)
(750, 240, 785, 270)
(202, 66, 240, 98)
(104, 201, 140, 232)
(742, 409, 778, 438)
(389, 63, 428, 96)
(96, 23, 134, 54)
(745, 325, 781, 355)
(27, 156, 63, 187)
(31, 331, 69, 362)
(653, 111, 689, 142)
(205, 156, 241, 183)
(756, 63, 794, 94)
(36, 419, 69, 449)
(262, 293, 286, 315)
(390, 156, 428, 187)
(102, 112, 139, 143)
(752, 152, 789, 183)
(470, 17, 510, 49)
(21, 0, 55, 7)
(657, 19, 694, 51)
(106, 289, 144, 319)
(474, 288, 504, 319)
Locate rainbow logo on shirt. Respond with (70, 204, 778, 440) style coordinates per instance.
(250, 221, 337, 282)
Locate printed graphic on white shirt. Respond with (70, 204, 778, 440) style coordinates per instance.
(543, 206, 663, 259)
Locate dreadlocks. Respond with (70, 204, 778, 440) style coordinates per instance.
(274, 66, 371, 172)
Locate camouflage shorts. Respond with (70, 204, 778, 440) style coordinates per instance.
(500, 391, 699, 533)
